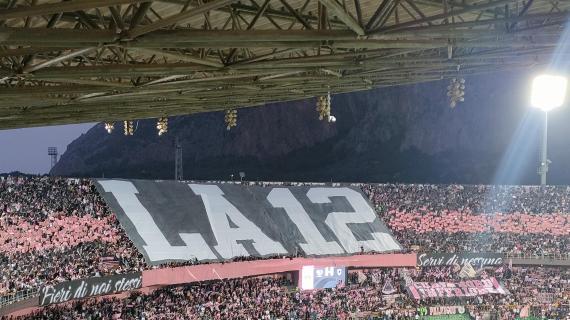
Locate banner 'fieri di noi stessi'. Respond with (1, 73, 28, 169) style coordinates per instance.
(95, 179, 401, 265)
(39, 272, 142, 306)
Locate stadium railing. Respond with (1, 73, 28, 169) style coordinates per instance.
(0, 288, 39, 309)
(505, 252, 570, 261)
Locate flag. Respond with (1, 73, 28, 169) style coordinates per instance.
(99, 256, 119, 268)
(357, 271, 367, 284)
(475, 263, 487, 278)
(476, 261, 485, 273)
(520, 305, 530, 317)
(459, 262, 477, 279)
(453, 262, 461, 273)
(382, 279, 396, 295)
(400, 268, 414, 286)
(434, 268, 443, 278)
(371, 272, 381, 284)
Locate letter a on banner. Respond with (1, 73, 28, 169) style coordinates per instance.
(267, 188, 344, 255)
(189, 184, 287, 259)
(98, 180, 216, 262)
(307, 188, 400, 253)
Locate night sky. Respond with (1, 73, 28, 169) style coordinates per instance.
(0, 123, 94, 174)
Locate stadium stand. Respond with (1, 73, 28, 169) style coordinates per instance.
(362, 184, 570, 255)
(0, 176, 569, 319)
(0, 176, 146, 296)
(4, 267, 569, 319)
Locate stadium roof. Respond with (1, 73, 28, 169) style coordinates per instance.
(0, 0, 567, 129)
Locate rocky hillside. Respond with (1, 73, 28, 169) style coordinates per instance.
(51, 71, 570, 185)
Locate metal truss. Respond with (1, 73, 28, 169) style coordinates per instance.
(0, 0, 567, 129)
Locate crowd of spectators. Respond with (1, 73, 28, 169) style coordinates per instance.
(0, 176, 304, 297)
(361, 184, 570, 214)
(362, 184, 570, 255)
(410, 265, 570, 319)
(0, 176, 108, 221)
(2, 176, 570, 319)
(0, 176, 146, 296)
(4, 266, 568, 319)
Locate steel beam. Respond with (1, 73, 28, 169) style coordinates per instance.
(371, 0, 518, 33)
(319, 0, 364, 35)
(0, 0, 148, 21)
(128, 0, 238, 38)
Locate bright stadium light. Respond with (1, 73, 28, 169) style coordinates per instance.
(530, 74, 568, 185)
(530, 74, 568, 111)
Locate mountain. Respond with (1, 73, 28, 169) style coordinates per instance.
(51, 70, 570, 185)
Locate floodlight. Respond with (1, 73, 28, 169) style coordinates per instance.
(530, 74, 568, 111)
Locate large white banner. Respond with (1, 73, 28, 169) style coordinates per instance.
(95, 180, 401, 265)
